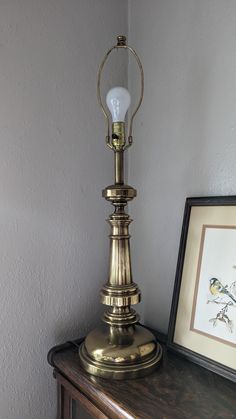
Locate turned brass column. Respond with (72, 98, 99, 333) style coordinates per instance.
(79, 36, 162, 379)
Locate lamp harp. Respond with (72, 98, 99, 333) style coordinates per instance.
(78, 36, 162, 379)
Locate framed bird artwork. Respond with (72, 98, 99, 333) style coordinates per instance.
(168, 196, 236, 383)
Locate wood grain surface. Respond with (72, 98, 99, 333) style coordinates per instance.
(49, 339, 236, 419)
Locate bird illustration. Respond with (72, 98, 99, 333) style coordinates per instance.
(209, 278, 236, 304)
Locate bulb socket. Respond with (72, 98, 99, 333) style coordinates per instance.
(112, 122, 125, 150)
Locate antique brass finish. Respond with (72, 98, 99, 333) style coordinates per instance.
(102, 184, 136, 201)
(79, 36, 162, 379)
(79, 324, 162, 380)
(112, 122, 125, 150)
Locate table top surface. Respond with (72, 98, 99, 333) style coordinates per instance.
(48, 336, 236, 419)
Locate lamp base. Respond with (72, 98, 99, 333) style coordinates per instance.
(78, 323, 162, 380)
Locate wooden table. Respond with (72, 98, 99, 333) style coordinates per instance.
(48, 335, 236, 418)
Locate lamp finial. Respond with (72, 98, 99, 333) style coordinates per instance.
(117, 35, 126, 46)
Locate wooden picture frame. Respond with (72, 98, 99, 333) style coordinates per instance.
(168, 196, 236, 382)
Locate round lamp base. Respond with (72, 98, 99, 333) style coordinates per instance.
(78, 324, 162, 380)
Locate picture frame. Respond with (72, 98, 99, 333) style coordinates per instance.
(168, 196, 236, 382)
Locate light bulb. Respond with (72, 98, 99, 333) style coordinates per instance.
(106, 87, 131, 122)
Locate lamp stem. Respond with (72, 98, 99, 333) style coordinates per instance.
(115, 151, 124, 184)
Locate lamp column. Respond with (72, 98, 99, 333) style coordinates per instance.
(101, 122, 140, 326)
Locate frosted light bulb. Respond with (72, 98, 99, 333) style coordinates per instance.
(106, 87, 131, 122)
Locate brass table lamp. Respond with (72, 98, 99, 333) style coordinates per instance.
(79, 36, 162, 379)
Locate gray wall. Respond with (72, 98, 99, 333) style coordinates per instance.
(128, 0, 236, 332)
(0, 1, 127, 418)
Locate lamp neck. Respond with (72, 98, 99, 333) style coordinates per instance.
(115, 151, 124, 185)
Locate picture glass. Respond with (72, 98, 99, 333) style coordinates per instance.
(191, 225, 236, 347)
